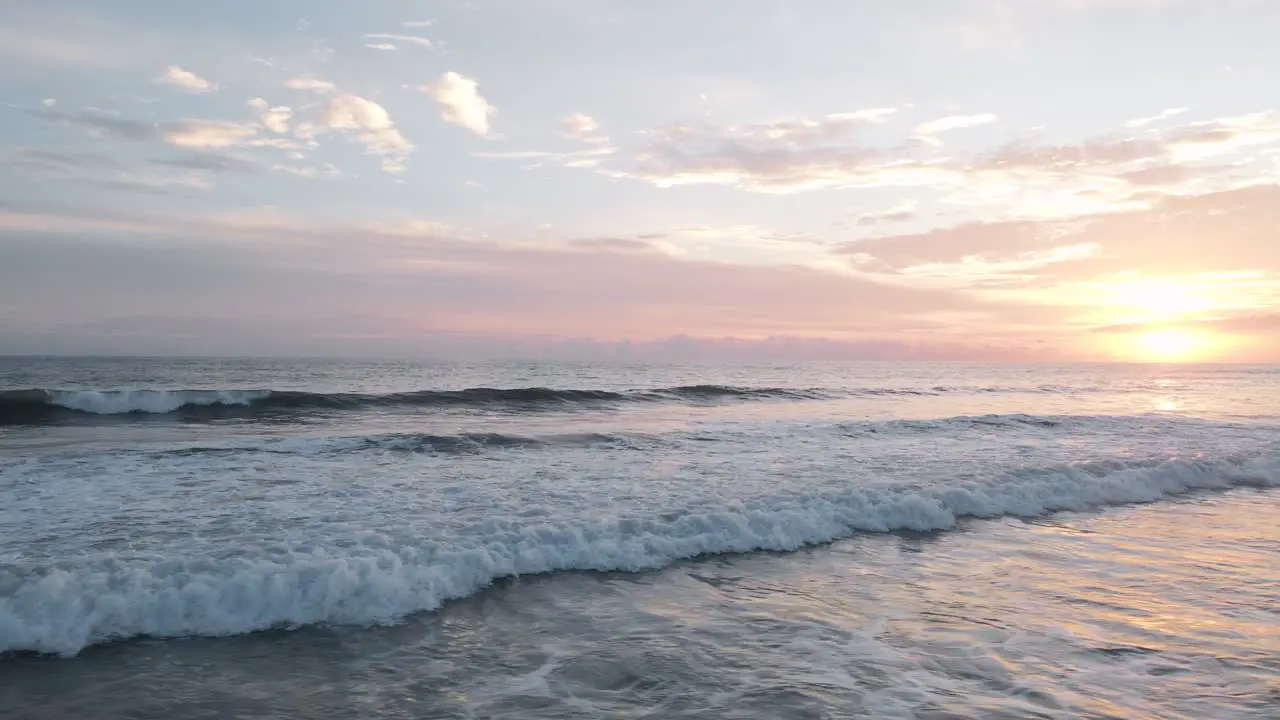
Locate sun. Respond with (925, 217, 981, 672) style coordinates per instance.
(1134, 328, 1199, 362)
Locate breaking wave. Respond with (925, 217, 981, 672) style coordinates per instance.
(154, 431, 642, 457)
(0, 384, 1126, 425)
(2, 451, 1276, 657)
(0, 386, 823, 424)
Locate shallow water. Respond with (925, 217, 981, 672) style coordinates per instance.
(2, 358, 1278, 717)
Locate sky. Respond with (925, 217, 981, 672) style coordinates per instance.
(2, 0, 1278, 362)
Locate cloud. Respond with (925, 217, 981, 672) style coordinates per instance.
(975, 136, 1167, 170)
(597, 107, 1280, 229)
(560, 113, 600, 139)
(840, 219, 1072, 277)
(1193, 313, 1280, 334)
(3, 147, 219, 196)
(28, 106, 163, 142)
(163, 120, 259, 149)
(247, 98, 292, 133)
(621, 114, 942, 194)
(854, 200, 918, 226)
(474, 112, 616, 170)
(284, 76, 336, 94)
(154, 65, 214, 93)
(1119, 164, 1193, 186)
(25, 100, 412, 175)
(7, 148, 120, 175)
(308, 93, 413, 172)
(831, 108, 900, 124)
(401, 20, 434, 28)
(889, 242, 1102, 288)
(10, 186, 1278, 360)
(475, 144, 618, 170)
(366, 43, 397, 51)
(28, 106, 262, 150)
(1126, 107, 1188, 128)
(421, 72, 495, 136)
(86, 172, 212, 196)
(1164, 111, 1280, 161)
(270, 162, 343, 179)
(839, 184, 1280, 308)
(913, 113, 997, 146)
(1091, 311, 1280, 338)
(152, 153, 260, 174)
(567, 236, 665, 253)
(0, 209, 1015, 355)
(362, 33, 433, 49)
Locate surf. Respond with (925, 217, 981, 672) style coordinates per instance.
(3, 449, 1276, 658)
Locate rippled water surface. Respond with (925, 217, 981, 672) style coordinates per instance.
(1, 358, 1278, 718)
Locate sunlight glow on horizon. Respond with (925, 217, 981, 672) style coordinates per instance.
(1114, 327, 1236, 364)
(1137, 329, 1198, 362)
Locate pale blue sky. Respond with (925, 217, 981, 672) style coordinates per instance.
(2, 0, 1278, 360)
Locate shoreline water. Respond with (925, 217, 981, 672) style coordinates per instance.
(3, 358, 1278, 717)
(4, 488, 1276, 718)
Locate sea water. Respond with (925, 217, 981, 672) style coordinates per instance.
(1, 358, 1277, 718)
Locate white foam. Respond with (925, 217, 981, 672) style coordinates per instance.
(49, 390, 269, 415)
(2, 451, 1276, 657)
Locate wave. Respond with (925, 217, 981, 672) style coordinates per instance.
(0, 383, 1131, 425)
(2, 451, 1277, 657)
(156, 431, 640, 457)
(0, 386, 828, 424)
(145, 415, 1194, 459)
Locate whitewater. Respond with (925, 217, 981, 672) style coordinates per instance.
(3, 358, 1278, 718)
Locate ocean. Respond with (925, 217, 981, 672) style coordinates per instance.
(1, 357, 1277, 719)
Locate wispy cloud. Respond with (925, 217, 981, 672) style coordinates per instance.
(88, 171, 212, 195)
(362, 33, 433, 50)
(7, 148, 120, 175)
(421, 72, 496, 136)
(580, 107, 1280, 224)
(29, 106, 258, 148)
(840, 185, 1280, 312)
(854, 200, 918, 227)
(163, 120, 258, 149)
(618, 114, 945, 194)
(154, 65, 214, 93)
(892, 243, 1102, 288)
(284, 76, 336, 94)
(152, 152, 260, 174)
(1126, 107, 1188, 128)
(567, 236, 668, 254)
(913, 113, 997, 146)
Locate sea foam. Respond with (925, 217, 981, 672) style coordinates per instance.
(50, 390, 271, 415)
(2, 451, 1276, 657)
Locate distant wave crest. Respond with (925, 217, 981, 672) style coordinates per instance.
(0, 384, 1118, 424)
(0, 386, 817, 423)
